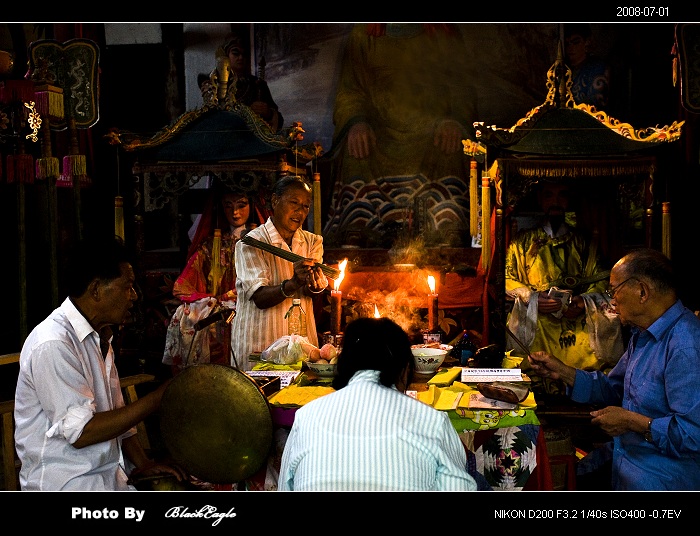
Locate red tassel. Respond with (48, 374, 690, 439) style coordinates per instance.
(0, 80, 35, 105)
(61, 154, 90, 187)
(34, 84, 65, 125)
(6, 154, 35, 184)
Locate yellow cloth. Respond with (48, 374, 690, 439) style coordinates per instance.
(435, 390, 463, 411)
(267, 385, 335, 407)
(505, 225, 624, 394)
(427, 367, 462, 386)
(417, 381, 537, 411)
(252, 361, 303, 371)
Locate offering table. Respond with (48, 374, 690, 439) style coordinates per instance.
(264, 366, 553, 491)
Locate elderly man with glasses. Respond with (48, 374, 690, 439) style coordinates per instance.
(528, 248, 700, 490)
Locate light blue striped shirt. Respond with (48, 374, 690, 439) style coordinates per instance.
(278, 369, 477, 491)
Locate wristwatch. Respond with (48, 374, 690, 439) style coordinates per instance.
(644, 419, 653, 442)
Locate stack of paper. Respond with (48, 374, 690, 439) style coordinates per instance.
(246, 370, 300, 388)
(461, 368, 525, 383)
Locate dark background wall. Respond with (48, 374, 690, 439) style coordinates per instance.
(1, 22, 698, 357)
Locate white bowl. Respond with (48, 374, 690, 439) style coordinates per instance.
(306, 361, 336, 377)
(411, 347, 448, 375)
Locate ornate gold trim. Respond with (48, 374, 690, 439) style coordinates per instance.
(474, 42, 684, 148)
(24, 101, 41, 142)
(577, 103, 684, 143)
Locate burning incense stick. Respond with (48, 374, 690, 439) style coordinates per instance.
(503, 323, 534, 360)
(241, 235, 341, 280)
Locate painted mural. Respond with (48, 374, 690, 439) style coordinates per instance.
(257, 23, 558, 249)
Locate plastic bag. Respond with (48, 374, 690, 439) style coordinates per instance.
(261, 334, 318, 365)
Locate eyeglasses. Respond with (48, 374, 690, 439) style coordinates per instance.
(605, 277, 637, 300)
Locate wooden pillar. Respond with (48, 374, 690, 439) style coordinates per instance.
(662, 201, 671, 259)
(644, 169, 654, 248)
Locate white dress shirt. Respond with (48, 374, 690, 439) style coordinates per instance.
(14, 298, 137, 490)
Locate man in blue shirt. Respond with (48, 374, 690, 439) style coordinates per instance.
(528, 248, 700, 490)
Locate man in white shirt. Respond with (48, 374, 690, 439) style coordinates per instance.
(14, 237, 187, 490)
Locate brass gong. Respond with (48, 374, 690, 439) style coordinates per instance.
(160, 364, 273, 483)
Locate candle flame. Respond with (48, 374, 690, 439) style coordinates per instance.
(374, 304, 381, 318)
(334, 258, 348, 291)
(427, 275, 436, 294)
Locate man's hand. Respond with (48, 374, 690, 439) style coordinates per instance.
(528, 351, 577, 387)
(347, 122, 376, 159)
(433, 119, 464, 154)
(129, 459, 190, 483)
(563, 294, 585, 318)
(590, 406, 648, 437)
(537, 293, 564, 314)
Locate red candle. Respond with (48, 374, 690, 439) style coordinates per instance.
(331, 290, 342, 335)
(428, 294, 439, 332)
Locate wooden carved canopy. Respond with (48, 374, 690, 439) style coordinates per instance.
(107, 80, 322, 212)
(470, 42, 684, 346)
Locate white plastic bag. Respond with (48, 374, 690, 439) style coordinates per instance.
(261, 334, 317, 365)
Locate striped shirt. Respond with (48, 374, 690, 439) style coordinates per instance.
(278, 369, 477, 491)
(232, 218, 324, 371)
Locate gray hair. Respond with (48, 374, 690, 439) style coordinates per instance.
(621, 248, 676, 294)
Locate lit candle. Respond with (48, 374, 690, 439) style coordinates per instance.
(427, 275, 438, 332)
(330, 259, 348, 335)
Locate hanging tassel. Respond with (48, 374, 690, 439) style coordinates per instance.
(469, 159, 479, 237)
(60, 153, 88, 187)
(481, 172, 491, 272)
(35, 139, 59, 181)
(6, 153, 35, 184)
(115, 195, 125, 241)
(662, 201, 671, 259)
(0, 79, 35, 105)
(33, 83, 65, 126)
(208, 229, 223, 298)
(35, 110, 60, 182)
(35, 156, 60, 180)
(60, 118, 90, 187)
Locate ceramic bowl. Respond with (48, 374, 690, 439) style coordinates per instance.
(306, 361, 337, 377)
(411, 347, 448, 375)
